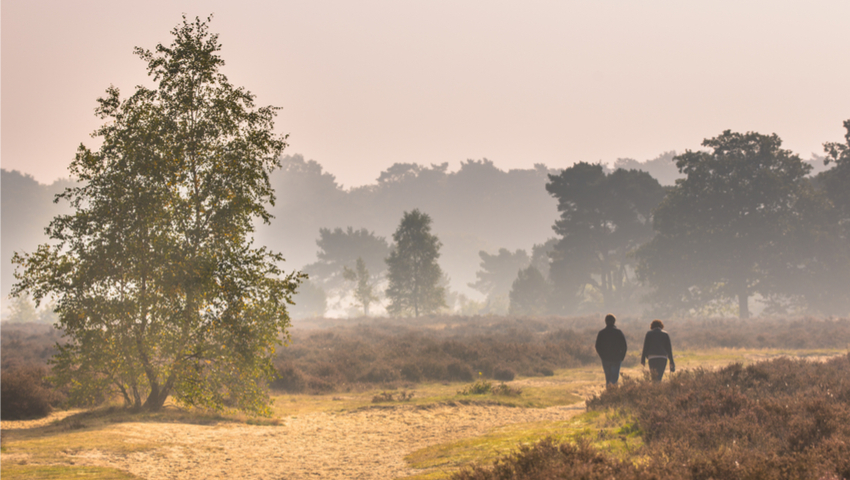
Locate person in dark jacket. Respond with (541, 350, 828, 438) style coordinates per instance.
(595, 314, 627, 387)
(640, 319, 675, 382)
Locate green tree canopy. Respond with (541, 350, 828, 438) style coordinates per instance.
(545, 163, 665, 313)
(636, 130, 814, 318)
(12, 16, 300, 414)
(385, 209, 446, 317)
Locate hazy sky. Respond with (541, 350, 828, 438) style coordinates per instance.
(3, 1, 849, 187)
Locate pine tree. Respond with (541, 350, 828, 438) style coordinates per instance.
(385, 210, 446, 317)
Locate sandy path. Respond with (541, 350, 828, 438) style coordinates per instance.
(12, 402, 584, 480)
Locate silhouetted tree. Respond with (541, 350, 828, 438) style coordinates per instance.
(791, 120, 850, 314)
(385, 209, 446, 316)
(255, 157, 559, 296)
(343, 257, 379, 316)
(12, 17, 300, 414)
(637, 130, 813, 318)
(529, 238, 557, 280)
(469, 248, 529, 311)
(822, 119, 850, 237)
(613, 151, 682, 186)
(304, 227, 389, 292)
(509, 266, 551, 316)
(546, 163, 665, 313)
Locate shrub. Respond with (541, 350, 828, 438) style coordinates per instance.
(271, 364, 305, 392)
(358, 366, 400, 384)
(493, 366, 516, 381)
(400, 363, 422, 382)
(458, 354, 850, 479)
(458, 380, 493, 395)
(447, 362, 473, 382)
(1, 365, 64, 420)
(263, 315, 850, 394)
(491, 383, 522, 396)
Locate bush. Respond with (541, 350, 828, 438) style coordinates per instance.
(458, 354, 850, 479)
(358, 366, 400, 384)
(400, 363, 422, 382)
(265, 315, 850, 394)
(271, 316, 598, 393)
(447, 362, 474, 382)
(493, 366, 516, 381)
(271, 364, 305, 392)
(1, 365, 64, 420)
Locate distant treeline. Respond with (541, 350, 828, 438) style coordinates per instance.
(2, 124, 846, 319)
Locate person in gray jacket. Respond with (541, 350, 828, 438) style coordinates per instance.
(640, 319, 675, 382)
(595, 314, 627, 387)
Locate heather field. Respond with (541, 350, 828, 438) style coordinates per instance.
(2, 315, 849, 479)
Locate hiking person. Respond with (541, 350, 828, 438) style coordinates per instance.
(595, 314, 627, 387)
(640, 319, 675, 382)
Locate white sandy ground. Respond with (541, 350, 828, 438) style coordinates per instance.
(2, 402, 586, 480)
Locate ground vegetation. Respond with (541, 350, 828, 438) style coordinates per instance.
(454, 353, 850, 479)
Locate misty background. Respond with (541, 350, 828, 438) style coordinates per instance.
(2, 151, 835, 318)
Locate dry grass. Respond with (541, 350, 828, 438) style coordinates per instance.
(0, 465, 140, 479)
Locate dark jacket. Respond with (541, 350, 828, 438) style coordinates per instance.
(641, 328, 675, 366)
(595, 325, 627, 363)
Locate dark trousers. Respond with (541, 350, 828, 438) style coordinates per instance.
(648, 357, 668, 382)
(602, 361, 621, 385)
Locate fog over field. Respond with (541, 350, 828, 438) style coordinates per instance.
(2, 6, 850, 478)
(2, 149, 842, 319)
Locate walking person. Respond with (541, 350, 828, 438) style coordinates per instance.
(640, 319, 675, 382)
(595, 314, 627, 387)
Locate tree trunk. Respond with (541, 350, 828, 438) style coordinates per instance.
(143, 382, 170, 411)
(738, 290, 750, 319)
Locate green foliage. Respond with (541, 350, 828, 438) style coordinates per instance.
(11, 16, 301, 415)
(458, 379, 522, 396)
(546, 163, 665, 313)
(636, 130, 820, 318)
(385, 209, 447, 317)
(343, 257, 379, 316)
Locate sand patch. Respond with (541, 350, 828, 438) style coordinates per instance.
(5, 403, 584, 479)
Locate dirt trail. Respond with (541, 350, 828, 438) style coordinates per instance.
(4, 402, 585, 480)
